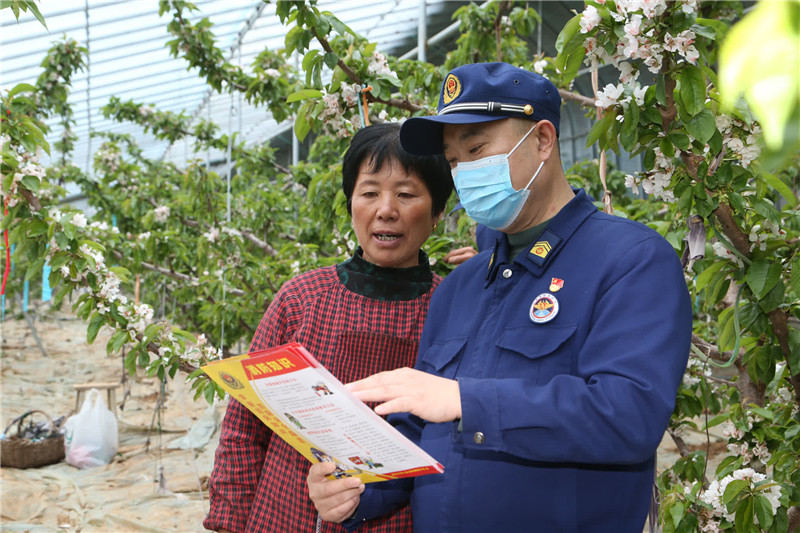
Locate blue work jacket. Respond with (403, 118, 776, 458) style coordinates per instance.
(350, 189, 693, 533)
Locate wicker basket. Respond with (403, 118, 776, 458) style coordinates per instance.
(1, 410, 65, 469)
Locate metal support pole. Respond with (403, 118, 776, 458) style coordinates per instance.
(84, 0, 92, 174)
(418, 1, 427, 63)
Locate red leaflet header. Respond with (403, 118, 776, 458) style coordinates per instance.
(243, 345, 311, 380)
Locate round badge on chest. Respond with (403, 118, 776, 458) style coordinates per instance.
(529, 293, 559, 324)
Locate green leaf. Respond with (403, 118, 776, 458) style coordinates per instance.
(723, 479, 750, 506)
(294, 102, 312, 141)
(670, 500, 685, 528)
(667, 132, 691, 151)
(20, 175, 40, 194)
(621, 104, 640, 151)
(718, 304, 739, 352)
(761, 170, 797, 209)
(655, 76, 667, 107)
(323, 51, 338, 70)
(586, 111, 615, 149)
(79, 239, 106, 252)
(26, 218, 48, 237)
(23, 0, 47, 29)
(286, 88, 323, 103)
(325, 13, 348, 36)
(24, 257, 44, 281)
(791, 256, 800, 296)
(87, 312, 105, 344)
(204, 381, 216, 405)
(747, 405, 776, 421)
(107, 329, 129, 355)
(733, 496, 755, 532)
(8, 82, 37, 97)
(301, 49, 319, 72)
(695, 261, 726, 292)
(108, 266, 130, 282)
(746, 260, 781, 300)
(560, 46, 586, 84)
(172, 327, 196, 342)
(758, 279, 784, 314)
(679, 65, 707, 117)
(685, 109, 716, 144)
(555, 14, 582, 54)
(695, 18, 730, 41)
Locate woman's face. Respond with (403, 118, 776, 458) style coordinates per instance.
(350, 159, 436, 269)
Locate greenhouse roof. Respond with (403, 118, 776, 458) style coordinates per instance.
(2, 0, 602, 183)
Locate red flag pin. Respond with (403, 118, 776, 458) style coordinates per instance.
(549, 278, 564, 292)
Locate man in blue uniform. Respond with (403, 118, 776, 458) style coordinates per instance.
(308, 62, 693, 533)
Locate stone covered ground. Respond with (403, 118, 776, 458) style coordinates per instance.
(1, 303, 726, 532)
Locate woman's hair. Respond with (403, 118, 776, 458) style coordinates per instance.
(342, 123, 453, 216)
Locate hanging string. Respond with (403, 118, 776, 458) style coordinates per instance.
(356, 87, 366, 128)
(361, 85, 372, 127)
(590, 70, 614, 215)
(1, 199, 9, 298)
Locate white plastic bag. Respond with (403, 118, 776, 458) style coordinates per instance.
(64, 389, 119, 468)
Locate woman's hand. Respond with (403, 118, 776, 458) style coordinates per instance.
(307, 462, 364, 523)
(443, 246, 478, 265)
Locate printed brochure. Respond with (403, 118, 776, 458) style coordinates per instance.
(201, 342, 444, 483)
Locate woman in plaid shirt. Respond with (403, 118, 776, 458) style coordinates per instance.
(204, 123, 453, 533)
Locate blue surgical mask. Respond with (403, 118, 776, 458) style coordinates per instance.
(452, 123, 545, 230)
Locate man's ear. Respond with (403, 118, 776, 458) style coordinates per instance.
(535, 120, 558, 161)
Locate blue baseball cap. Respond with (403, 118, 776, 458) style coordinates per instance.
(400, 62, 562, 156)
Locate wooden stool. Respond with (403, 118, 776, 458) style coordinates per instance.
(73, 382, 121, 419)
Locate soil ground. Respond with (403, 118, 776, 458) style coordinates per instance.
(2, 304, 224, 532)
(1, 303, 726, 533)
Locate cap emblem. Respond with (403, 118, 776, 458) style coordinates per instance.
(442, 73, 462, 105)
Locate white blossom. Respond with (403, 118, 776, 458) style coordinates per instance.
(71, 212, 88, 228)
(711, 241, 744, 267)
(340, 82, 359, 108)
(204, 226, 220, 243)
(633, 84, 648, 106)
(617, 61, 639, 84)
(579, 5, 602, 33)
(700, 469, 781, 525)
(221, 226, 242, 238)
(624, 174, 640, 194)
(367, 51, 397, 79)
(153, 205, 170, 223)
(595, 83, 625, 109)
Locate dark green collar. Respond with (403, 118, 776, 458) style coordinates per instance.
(507, 219, 551, 259)
(336, 247, 434, 301)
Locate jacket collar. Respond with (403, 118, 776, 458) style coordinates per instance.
(485, 189, 597, 284)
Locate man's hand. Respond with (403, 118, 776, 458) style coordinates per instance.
(443, 246, 478, 265)
(346, 368, 461, 423)
(307, 462, 364, 523)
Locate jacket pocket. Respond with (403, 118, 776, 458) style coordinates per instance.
(418, 337, 467, 379)
(495, 324, 577, 384)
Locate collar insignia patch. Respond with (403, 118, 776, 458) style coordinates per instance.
(530, 241, 551, 259)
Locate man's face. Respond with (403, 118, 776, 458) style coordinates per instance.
(442, 119, 539, 193)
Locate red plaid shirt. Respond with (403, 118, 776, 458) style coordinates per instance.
(204, 255, 440, 533)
